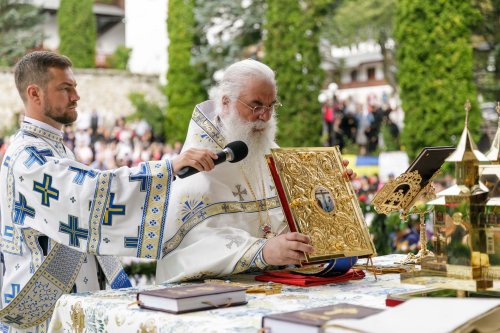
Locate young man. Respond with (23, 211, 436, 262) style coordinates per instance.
(157, 59, 355, 282)
(0, 51, 216, 332)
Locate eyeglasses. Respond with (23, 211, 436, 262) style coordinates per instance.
(237, 99, 282, 116)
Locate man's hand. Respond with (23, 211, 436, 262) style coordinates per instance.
(171, 148, 218, 175)
(262, 232, 314, 266)
(342, 159, 357, 180)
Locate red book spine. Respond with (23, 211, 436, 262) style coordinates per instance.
(267, 156, 296, 232)
(385, 298, 404, 307)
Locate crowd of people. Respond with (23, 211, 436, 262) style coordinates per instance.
(0, 51, 455, 332)
(0, 99, 422, 261)
(321, 94, 404, 155)
(0, 115, 429, 258)
(0, 114, 183, 172)
(1, 86, 405, 173)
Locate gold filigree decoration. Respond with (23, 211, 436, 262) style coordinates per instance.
(203, 279, 283, 295)
(398, 209, 434, 265)
(269, 147, 375, 262)
(420, 182, 437, 202)
(180, 271, 216, 282)
(51, 320, 62, 331)
(278, 294, 309, 300)
(70, 302, 85, 333)
(115, 313, 126, 326)
(290, 263, 328, 274)
(372, 170, 423, 215)
(138, 319, 157, 333)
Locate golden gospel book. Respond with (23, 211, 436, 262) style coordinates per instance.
(261, 303, 384, 333)
(136, 284, 247, 314)
(266, 147, 376, 262)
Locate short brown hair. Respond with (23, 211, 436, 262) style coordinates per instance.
(14, 51, 72, 103)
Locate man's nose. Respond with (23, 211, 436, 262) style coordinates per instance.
(258, 109, 272, 121)
(71, 90, 80, 102)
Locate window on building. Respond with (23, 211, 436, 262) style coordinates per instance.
(367, 67, 376, 80)
(350, 70, 358, 82)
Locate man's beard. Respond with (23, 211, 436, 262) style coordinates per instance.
(43, 102, 78, 125)
(219, 105, 277, 180)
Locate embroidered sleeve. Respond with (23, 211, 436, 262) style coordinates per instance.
(231, 238, 270, 274)
(8, 147, 174, 259)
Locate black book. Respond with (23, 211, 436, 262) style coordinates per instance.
(404, 146, 455, 188)
(137, 283, 247, 314)
(261, 303, 383, 333)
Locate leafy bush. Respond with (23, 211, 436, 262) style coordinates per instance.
(128, 92, 166, 141)
(165, 0, 206, 143)
(264, 0, 327, 147)
(107, 45, 131, 70)
(58, 0, 96, 68)
(395, 0, 481, 159)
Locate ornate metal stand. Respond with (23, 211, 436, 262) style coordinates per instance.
(398, 209, 434, 265)
(373, 170, 439, 265)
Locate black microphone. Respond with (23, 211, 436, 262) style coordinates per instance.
(176, 141, 248, 179)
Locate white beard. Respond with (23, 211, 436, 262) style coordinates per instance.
(219, 106, 278, 186)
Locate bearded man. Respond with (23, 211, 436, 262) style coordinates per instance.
(0, 51, 216, 332)
(157, 59, 354, 282)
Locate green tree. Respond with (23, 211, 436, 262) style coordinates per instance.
(395, 0, 481, 158)
(107, 45, 132, 70)
(128, 93, 166, 141)
(165, 0, 206, 143)
(264, 0, 328, 147)
(471, 0, 500, 101)
(193, 0, 265, 90)
(58, 0, 96, 68)
(323, 0, 398, 90)
(0, 0, 43, 66)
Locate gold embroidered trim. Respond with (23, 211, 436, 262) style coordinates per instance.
(162, 197, 280, 258)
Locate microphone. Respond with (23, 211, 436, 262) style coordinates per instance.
(176, 141, 248, 179)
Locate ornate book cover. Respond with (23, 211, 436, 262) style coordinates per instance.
(266, 147, 376, 262)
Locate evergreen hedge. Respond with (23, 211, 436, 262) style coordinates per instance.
(58, 0, 96, 68)
(395, 0, 481, 158)
(165, 0, 206, 143)
(264, 0, 326, 147)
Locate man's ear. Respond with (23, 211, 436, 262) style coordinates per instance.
(222, 95, 230, 106)
(26, 85, 42, 104)
(220, 95, 231, 115)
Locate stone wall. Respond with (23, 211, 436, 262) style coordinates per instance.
(0, 67, 165, 133)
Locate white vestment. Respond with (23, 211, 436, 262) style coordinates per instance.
(157, 101, 286, 282)
(0, 119, 175, 332)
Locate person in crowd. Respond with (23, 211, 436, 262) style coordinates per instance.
(322, 99, 334, 146)
(156, 59, 355, 282)
(0, 51, 216, 332)
(355, 103, 374, 156)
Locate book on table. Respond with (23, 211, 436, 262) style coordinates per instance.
(386, 287, 500, 307)
(261, 303, 383, 333)
(136, 283, 247, 314)
(266, 147, 376, 263)
(326, 298, 500, 333)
